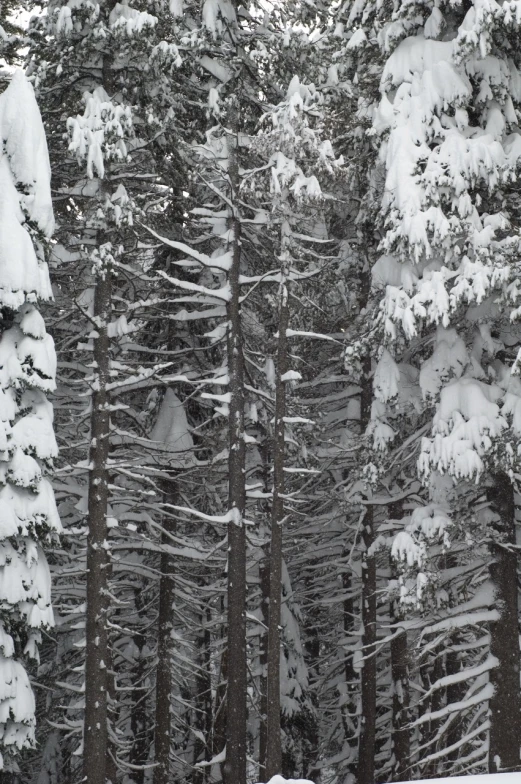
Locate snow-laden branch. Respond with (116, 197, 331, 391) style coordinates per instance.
(143, 224, 232, 271)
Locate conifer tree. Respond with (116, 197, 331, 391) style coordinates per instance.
(0, 70, 59, 776)
(342, 0, 521, 773)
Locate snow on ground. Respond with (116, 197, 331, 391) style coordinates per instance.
(257, 777, 315, 784)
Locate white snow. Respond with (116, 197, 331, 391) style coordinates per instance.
(0, 72, 54, 237)
(150, 389, 195, 467)
(420, 378, 506, 480)
(108, 3, 157, 34)
(255, 778, 315, 784)
(0, 157, 52, 308)
(67, 87, 132, 179)
(0, 70, 60, 761)
(202, 0, 236, 35)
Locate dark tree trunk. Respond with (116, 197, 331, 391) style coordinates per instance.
(357, 315, 377, 784)
(303, 624, 321, 784)
(258, 435, 272, 780)
(488, 473, 521, 773)
(390, 608, 410, 780)
(444, 550, 464, 762)
(84, 269, 111, 784)
(129, 590, 148, 784)
(213, 645, 228, 764)
(445, 635, 463, 761)
(259, 541, 270, 779)
(223, 97, 247, 784)
(357, 502, 377, 784)
(153, 486, 176, 784)
(339, 565, 357, 780)
(420, 652, 444, 779)
(84, 25, 118, 784)
(266, 266, 290, 780)
(106, 638, 118, 784)
(389, 501, 410, 781)
(193, 609, 213, 784)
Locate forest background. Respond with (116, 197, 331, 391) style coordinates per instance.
(0, 0, 520, 783)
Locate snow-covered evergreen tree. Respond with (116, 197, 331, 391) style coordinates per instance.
(341, 0, 521, 774)
(0, 70, 60, 774)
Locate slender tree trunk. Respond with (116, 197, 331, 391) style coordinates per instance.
(84, 268, 111, 784)
(266, 258, 290, 779)
(358, 501, 376, 784)
(389, 501, 409, 781)
(342, 567, 357, 771)
(445, 635, 463, 761)
(303, 623, 321, 784)
(258, 434, 271, 779)
(153, 484, 176, 784)
(194, 609, 213, 784)
(259, 539, 270, 779)
(223, 97, 247, 784)
(425, 654, 444, 777)
(357, 263, 377, 784)
(487, 473, 521, 773)
(444, 551, 463, 763)
(390, 618, 409, 781)
(85, 25, 117, 784)
(129, 590, 148, 784)
(213, 645, 228, 764)
(106, 637, 118, 784)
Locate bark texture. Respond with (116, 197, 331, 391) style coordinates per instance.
(357, 266, 377, 784)
(83, 270, 111, 784)
(153, 485, 176, 784)
(389, 501, 410, 781)
(390, 621, 410, 781)
(266, 269, 290, 779)
(488, 473, 521, 773)
(357, 502, 376, 784)
(223, 97, 247, 784)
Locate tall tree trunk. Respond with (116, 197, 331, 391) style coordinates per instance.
(106, 636, 118, 784)
(342, 567, 357, 773)
(357, 501, 376, 784)
(425, 654, 444, 777)
(84, 24, 117, 784)
(445, 551, 464, 763)
(129, 589, 148, 784)
(390, 618, 410, 781)
(303, 623, 321, 784)
(223, 96, 247, 784)
(389, 500, 410, 781)
(357, 262, 377, 784)
(194, 609, 213, 784)
(445, 635, 463, 762)
(266, 260, 290, 779)
(213, 645, 228, 764)
(153, 484, 176, 784)
(259, 538, 270, 779)
(258, 435, 271, 780)
(83, 269, 111, 784)
(488, 473, 521, 773)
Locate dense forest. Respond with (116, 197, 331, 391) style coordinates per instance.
(0, 0, 520, 782)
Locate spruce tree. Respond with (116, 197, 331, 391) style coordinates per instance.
(0, 70, 59, 775)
